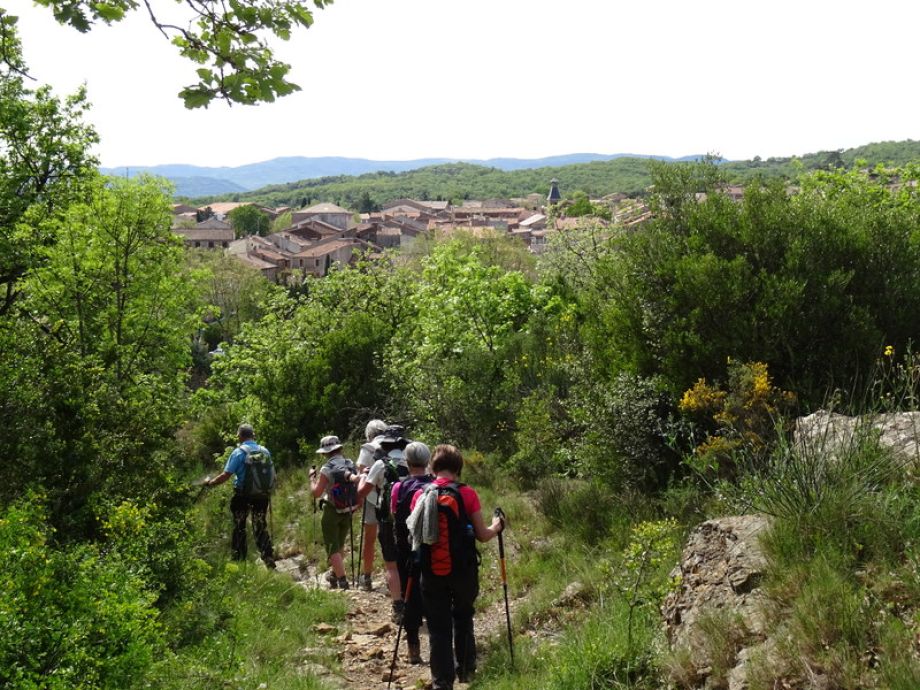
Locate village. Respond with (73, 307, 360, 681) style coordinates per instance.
(170, 179, 655, 282)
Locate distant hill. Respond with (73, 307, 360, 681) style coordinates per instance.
(100, 153, 699, 197)
(104, 140, 920, 204)
(182, 139, 920, 211)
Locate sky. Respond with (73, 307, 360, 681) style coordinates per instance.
(13, 0, 920, 169)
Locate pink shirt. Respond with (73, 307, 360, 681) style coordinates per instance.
(409, 476, 481, 515)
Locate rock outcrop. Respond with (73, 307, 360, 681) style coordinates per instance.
(794, 409, 920, 464)
(662, 515, 771, 689)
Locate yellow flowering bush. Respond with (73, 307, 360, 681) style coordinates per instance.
(679, 360, 795, 477)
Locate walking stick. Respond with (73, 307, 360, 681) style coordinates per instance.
(349, 504, 356, 585)
(356, 499, 367, 587)
(268, 497, 274, 541)
(495, 507, 514, 666)
(311, 466, 318, 546)
(387, 568, 413, 689)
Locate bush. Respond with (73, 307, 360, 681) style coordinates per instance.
(568, 371, 676, 491)
(0, 498, 163, 688)
(534, 478, 655, 546)
(677, 360, 796, 480)
(508, 388, 569, 483)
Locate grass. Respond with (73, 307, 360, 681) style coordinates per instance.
(737, 418, 920, 690)
(149, 561, 347, 689)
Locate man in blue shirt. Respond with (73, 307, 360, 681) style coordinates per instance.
(207, 423, 276, 568)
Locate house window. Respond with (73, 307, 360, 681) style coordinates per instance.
(208, 241, 214, 248)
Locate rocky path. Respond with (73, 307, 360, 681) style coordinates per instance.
(274, 555, 516, 690)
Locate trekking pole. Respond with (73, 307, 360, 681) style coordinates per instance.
(190, 474, 212, 501)
(311, 466, 318, 546)
(494, 507, 514, 666)
(387, 568, 413, 690)
(349, 506, 356, 585)
(356, 499, 367, 588)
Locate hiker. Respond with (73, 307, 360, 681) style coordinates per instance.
(206, 423, 276, 569)
(391, 440, 433, 665)
(309, 435, 358, 590)
(355, 418, 388, 591)
(355, 425, 409, 621)
(407, 444, 505, 689)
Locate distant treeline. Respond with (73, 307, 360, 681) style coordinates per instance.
(188, 139, 920, 209)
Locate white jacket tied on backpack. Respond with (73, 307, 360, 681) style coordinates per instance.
(406, 483, 440, 551)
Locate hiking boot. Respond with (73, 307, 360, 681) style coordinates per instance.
(391, 599, 405, 625)
(359, 573, 373, 591)
(457, 667, 475, 684)
(407, 641, 423, 665)
(263, 556, 276, 570)
(325, 569, 338, 589)
(338, 576, 350, 590)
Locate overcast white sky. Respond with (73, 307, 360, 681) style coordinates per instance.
(13, 0, 920, 169)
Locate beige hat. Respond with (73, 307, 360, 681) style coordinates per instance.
(316, 435, 343, 454)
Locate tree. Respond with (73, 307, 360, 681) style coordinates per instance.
(387, 239, 537, 450)
(228, 203, 270, 237)
(5, 174, 198, 534)
(357, 191, 378, 213)
(0, 17, 98, 314)
(22, 0, 332, 107)
(589, 162, 920, 406)
(186, 249, 277, 349)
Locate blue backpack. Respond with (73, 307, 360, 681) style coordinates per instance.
(239, 444, 275, 498)
(325, 456, 358, 514)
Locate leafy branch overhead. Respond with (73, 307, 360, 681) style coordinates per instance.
(29, 0, 332, 107)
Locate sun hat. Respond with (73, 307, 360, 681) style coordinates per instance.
(380, 425, 406, 443)
(316, 435, 343, 454)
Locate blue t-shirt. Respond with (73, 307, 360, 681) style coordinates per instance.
(224, 440, 270, 490)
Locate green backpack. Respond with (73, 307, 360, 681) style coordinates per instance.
(239, 444, 276, 498)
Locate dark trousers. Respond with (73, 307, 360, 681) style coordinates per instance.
(230, 493, 273, 562)
(420, 569, 479, 689)
(396, 548, 425, 645)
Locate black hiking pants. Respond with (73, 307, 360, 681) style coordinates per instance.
(396, 549, 425, 645)
(420, 568, 479, 689)
(230, 493, 273, 563)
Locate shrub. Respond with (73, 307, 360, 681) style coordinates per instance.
(508, 388, 569, 483)
(678, 360, 796, 480)
(568, 371, 676, 492)
(0, 498, 163, 688)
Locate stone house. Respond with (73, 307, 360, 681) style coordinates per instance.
(172, 217, 234, 249)
(291, 202, 353, 231)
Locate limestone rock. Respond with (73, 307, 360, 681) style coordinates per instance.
(662, 515, 771, 688)
(795, 409, 920, 465)
(553, 580, 590, 608)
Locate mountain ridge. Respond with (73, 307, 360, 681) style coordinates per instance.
(100, 153, 702, 197)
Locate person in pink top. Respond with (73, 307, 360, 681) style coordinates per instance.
(409, 444, 504, 690)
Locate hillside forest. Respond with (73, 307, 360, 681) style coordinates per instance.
(192, 140, 920, 212)
(8, 15, 920, 690)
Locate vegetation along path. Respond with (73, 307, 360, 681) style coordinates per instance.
(273, 537, 521, 690)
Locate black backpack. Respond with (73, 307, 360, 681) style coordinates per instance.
(393, 474, 433, 555)
(239, 444, 275, 498)
(420, 482, 479, 577)
(374, 449, 409, 523)
(325, 456, 358, 514)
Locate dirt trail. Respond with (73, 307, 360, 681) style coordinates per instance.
(274, 554, 516, 690)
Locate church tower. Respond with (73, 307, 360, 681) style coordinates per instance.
(547, 178, 561, 204)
